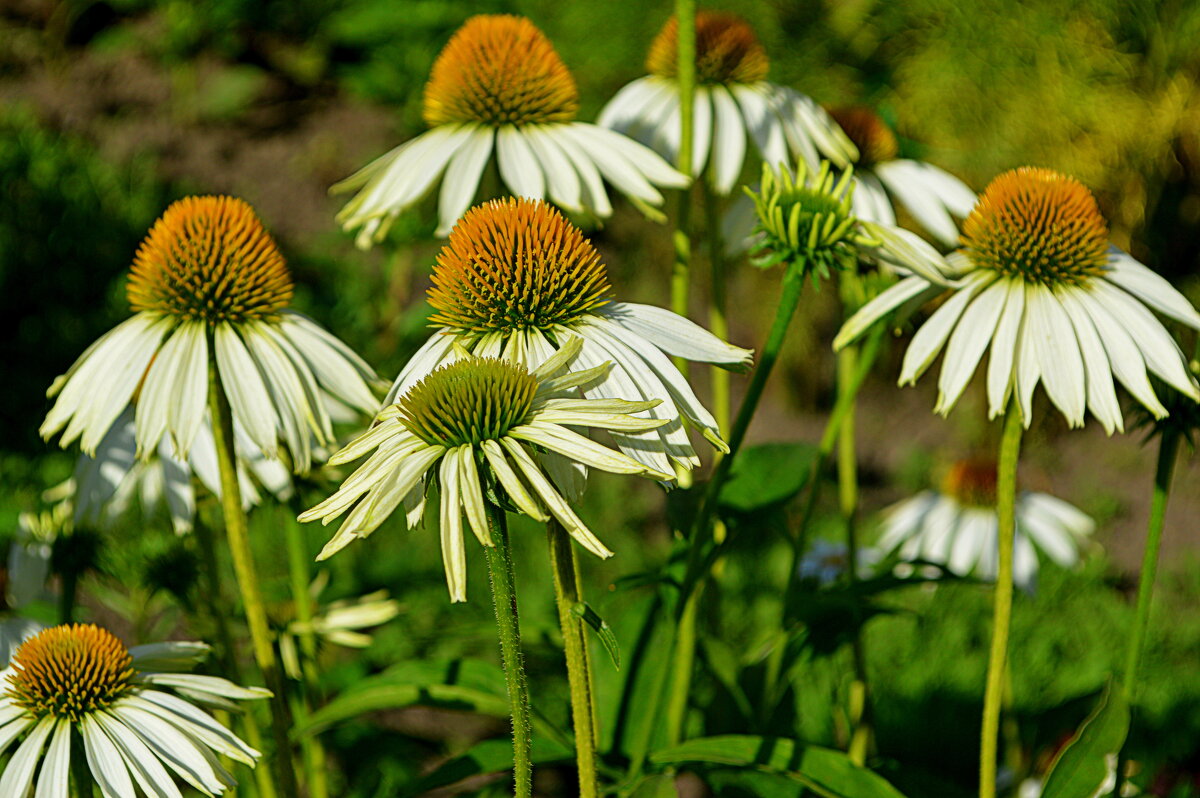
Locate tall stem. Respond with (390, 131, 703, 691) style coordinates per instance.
(71, 734, 92, 798)
(979, 403, 1023, 798)
(207, 350, 299, 798)
(669, 0, 696, 344)
(547, 520, 599, 798)
(284, 517, 330, 798)
(483, 503, 533, 798)
(704, 185, 730, 436)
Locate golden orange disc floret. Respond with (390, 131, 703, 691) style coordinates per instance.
(423, 15, 579, 128)
(428, 198, 611, 334)
(127, 195, 293, 323)
(941, 459, 999, 508)
(827, 106, 899, 166)
(6, 624, 135, 721)
(646, 11, 769, 85)
(961, 168, 1109, 286)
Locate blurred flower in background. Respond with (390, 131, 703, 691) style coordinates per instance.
(334, 14, 687, 244)
(599, 11, 855, 194)
(876, 459, 1096, 591)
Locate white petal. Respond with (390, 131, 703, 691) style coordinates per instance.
(598, 303, 752, 366)
(876, 159, 963, 247)
(858, 221, 951, 285)
(708, 86, 747, 195)
(213, 323, 277, 457)
(279, 312, 380, 415)
(1023, 492, 1095, 538)
(135, 324, 193, 459)
(385, 332, 458, 406)
(1105, 250, 1200, 330)
(730, 84, 787, 170)
(833, 275, 939, 351)
(34, 719, 70, 798)
(1090, 279, 1198, 400)
(164, 322, 209, 459)
(0, 716, 35, 757)
(548, 127, 614, 218)
(1056, 288, 1123, 434)
(160, 452, 196, 535)
(438, 448, 468, 603)
(496, 126, 545, 201)
(1017, 495, 1080, 567)
(480, 439, 547, 522)
(1015, 283, 1043, 425)
(436, 127, 495, 236)
(511, 422, 668, 478)
(523, 127, 582, 212)
(1026, 287, 1087, 427)
(950, 510, 991, 575)
(597, 77, 661, 132)
(0, 716, 55, 798)
(986, 278, 1026, 418)
(82, 715, 136, 798)
(775, 86, 857, 167)
(111, 703, 223, 794)
(457, 445, 492, 547)
(1070, 287, 1167, 417)
(1012, 531, 1039, 591)
(852, 173, 896, 227)
(878, 492, 937, 553)
(569, 123, 688, 188)
(131, 691, 259, 764)
(92, 712, 183, 798)
(900, 271, 995, 385)
(935, 277, 1009, 414)
(910, 161, 977, 217)
(690, 86, 713, 178)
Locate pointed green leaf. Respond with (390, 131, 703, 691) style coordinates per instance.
(1040, 681, 1130, 798)
(572, 600, 620, 670)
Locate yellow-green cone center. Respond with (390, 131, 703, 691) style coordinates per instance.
(398, 358, 538, 447)
(7, 624, 135, 722)
(127, 195, 293, 323)
(423, 14, 579, 127)
(646, 11, 769, 85)
(961, 167, 1109, 287)
(428, 197, 611, 336)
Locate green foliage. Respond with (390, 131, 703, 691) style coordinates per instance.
(1040, 682, 1129, 798)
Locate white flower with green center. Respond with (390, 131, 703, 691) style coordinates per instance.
(301, 339, 674, 602)
(40, 196, 382, 473)
(71, 406, 294, 536)
(827, 106, 976, 247)
(878, 459, 1095, 591)
(836, 167, 1200, 432)
(598, 11, 856, 195)
(0, 624, 268, 797)
(334, 14, 687, 246)
(386, 197, 753, 480)
(730, 160, 955, 284)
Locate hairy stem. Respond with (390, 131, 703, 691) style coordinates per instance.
(483, 504, 533, 798)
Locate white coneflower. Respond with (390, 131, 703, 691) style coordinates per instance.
(41, 196, 381, 472)
(301, 340, 674, 601)
(277, 575, 400, 680)
(0, 624, 267, 796)
(599, 11, 855, 194)
(826, 106, 976, 247)
(334, 14, 687, 245)
(386, 197, 752, 480)
(71, 407, 293, 535)
(836, 167, 1200, 432)
(878, 459, 1095, 591)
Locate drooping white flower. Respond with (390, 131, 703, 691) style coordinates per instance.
(0, 624, 268, 796)
(41, 196, 382, 472)
(385, 197, 753, 480)
(836, 167, 1200, 432)
(334, 14, 687, 245)
(277, 573, 400, 680)
(301, 340, 674, 601)
(877, 459, 1095, 591)
(599, 11, 855, 195)
(824, 106, 976, 248)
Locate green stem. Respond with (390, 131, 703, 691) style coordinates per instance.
(483, 503, 533, 798)
(207, 348, 299, 798)
(194, 516, 273, 798)
(547, 520, 599, 798)
(58, 566, 78, 625)
(837, 343, 873, 765)
(71, 732, 92, 797)
(669, 0, 696, 346)
(704, 184, 730, 436)
(979, 403, 1023, 798)
(1122, 429, 1181, 698)
(285, 517, 331, 798)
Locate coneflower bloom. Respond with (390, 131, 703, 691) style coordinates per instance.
(277, 576, 400, 680)
(0, 624, 267, 796)
(334, 14, 687, 245)
(71, 407, 293, 536)
(301, 341, 673, 601)
(598, 11, 855, 195)
(826, 106, 976, 247)
(41, 196, 381, 472)
(386, 197, 752, 479)
(836, 167, 1200, 432)
(877, 459, 1095, 591)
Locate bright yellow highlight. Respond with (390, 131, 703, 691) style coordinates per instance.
(428, 198, 611, 335)
(7, 624, 135, 722)
(962, 167, 1109, 286)
(646, 11, 769, 85)
(423, 15, 579, 127)
(127, 195, 292, 323)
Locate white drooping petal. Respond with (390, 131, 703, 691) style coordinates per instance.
(1105, 250, 1200, 330)
(1090, 279, 1199, 400)
(730, 84, 787, 170)
(775, 86, 857, 168)
(858, 221, 953, 285)
(164, 321, 210, 459)
(690, 86, 714, 178)
(935, 277, 1009, 415)
(876, 159, 964, 247)
(436, 126, 495, 236)
(549, 129, 614, 218)
(709, 85, 747, 194)
(833, 275, 939, 351)
(386, 331, 459, 406)
(851, 173, 896, 228)
(1056, 287, 1124, 434)
(34, 718, 70, 798)
(279, 312, 380, 416)
(0, 716, 55, 798)
(112, 703, 225, 794)
(81, 715, 136, 798)
(598, 302, 752, 366)
(523, 126, 582, 212)
(597, 76, 663, 132)
(213, 323, 278, 457)
(92, 711, 184, 798)
(1014, 283, 1043, 426)
(1018, 494, 1082, 567)
(135, 323, 197, 459)
(438, 448, 468, 603)
(1070, 287, 1166, 418)
(457, 446, 492, 547)
(877, 491, 937, 553)
(560, 125, 664, 207)
(986, 278, 1026, 419)
(1025, 287, 1087, 427)
(900, 272, 994, 385)
(497, 125, 546, 201)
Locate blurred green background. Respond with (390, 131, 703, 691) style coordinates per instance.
(3, 0, 1200, 795)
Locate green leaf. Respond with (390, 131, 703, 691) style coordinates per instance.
(1040, 682, 1130, 798)
(702, 769, 807, 797)
(292, 658, 570, 750)
(609, 593, 675, 771)
(718, 443, 817, 515)
(399, 736, 572, 797)
(650, 735, 908, 798)
(625, 773, 678, 797)
(572, 601, 620, 670)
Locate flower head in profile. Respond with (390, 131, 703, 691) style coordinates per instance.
(301, 341, 673, 601)
(836, 168, 1200, 432)
(334, 14, 687, 245)
(731, 161, 954, 285)
(826, 106, 976, 247)
(41, 196, 381, 472)
(0, 624, 268, 796)
(277, 574, 400, 680)
(388, 197, 752, 479)
(877, 459, 1095, 591)
(599, 11, 854, 195)
(71, 406, 294, 536)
